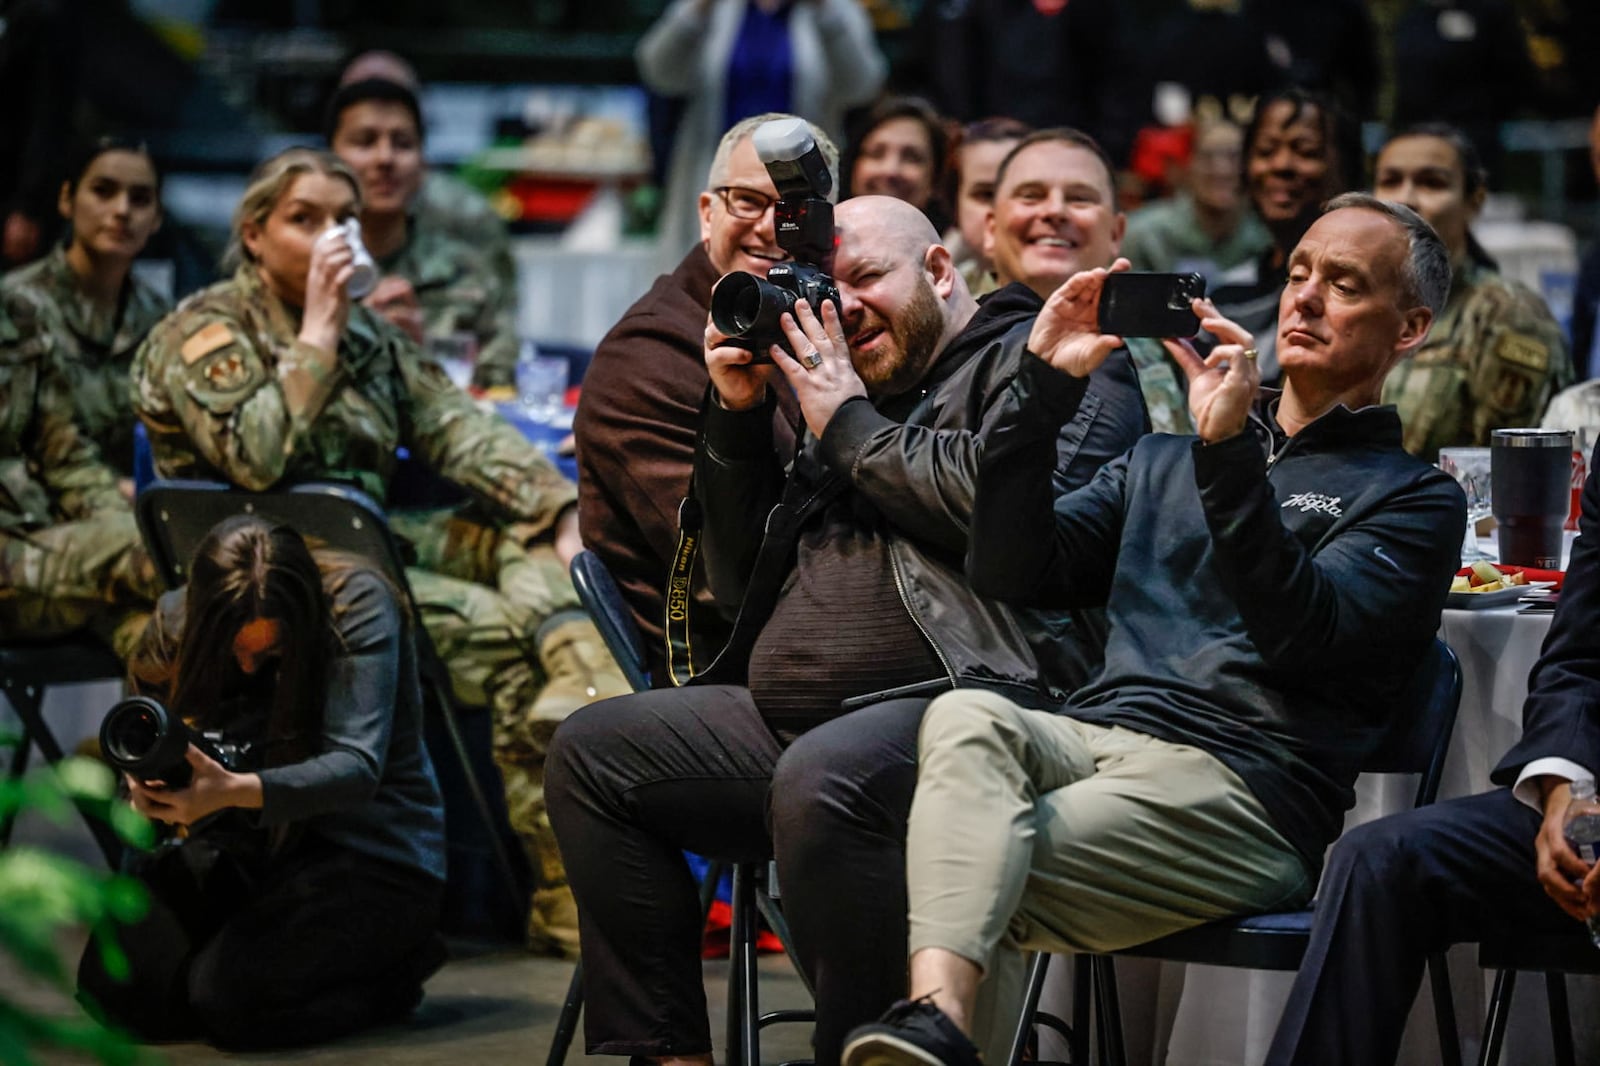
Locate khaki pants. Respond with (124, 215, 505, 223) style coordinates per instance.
(907, 689, 1313, 1061)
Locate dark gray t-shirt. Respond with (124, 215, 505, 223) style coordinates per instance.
(145, 569, 446, 881)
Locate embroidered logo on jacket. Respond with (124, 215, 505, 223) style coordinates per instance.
(1281, 492, 1344, 517)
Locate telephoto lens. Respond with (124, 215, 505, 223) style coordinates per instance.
(100, 696, 197, 787)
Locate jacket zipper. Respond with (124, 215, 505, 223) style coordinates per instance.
(887, 538, 957, 685)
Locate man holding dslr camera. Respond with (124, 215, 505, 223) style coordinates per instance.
(574, 113, 816, 683)
(547, 119, 1149, 1066)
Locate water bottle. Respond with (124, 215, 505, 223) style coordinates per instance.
(1561, 778, 1600, 948)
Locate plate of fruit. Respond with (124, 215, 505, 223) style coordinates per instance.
(1447, 561, 1558, 609)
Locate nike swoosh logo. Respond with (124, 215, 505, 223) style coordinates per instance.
(1373, 546, 1401, 572)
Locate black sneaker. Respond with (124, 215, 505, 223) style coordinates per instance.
(841, 996, 983, 1066)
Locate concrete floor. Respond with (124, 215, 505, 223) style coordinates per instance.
(7, 936, 815, 1065)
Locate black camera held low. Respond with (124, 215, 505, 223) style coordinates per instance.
(710, 117, 841, 360)
(100, 696, 250, 788)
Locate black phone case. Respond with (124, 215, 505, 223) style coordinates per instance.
(1097, 272, 1206, 338)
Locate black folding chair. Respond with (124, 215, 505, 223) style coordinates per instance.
(548, 551, 813, 1066)
(135, 479, 525, 908)
(1010, 638, 1466, 1066)
(1475, 929, 1600, 1066)
(0, 636, 127, 866)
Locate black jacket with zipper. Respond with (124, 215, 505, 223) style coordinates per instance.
(689, 282, 1150, 713)
(969, 355, 1467, 869)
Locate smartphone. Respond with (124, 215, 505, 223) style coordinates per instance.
(1097, 272, 1206, 338)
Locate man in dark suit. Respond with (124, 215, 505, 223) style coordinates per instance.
(1266, 453, 1600, 1065)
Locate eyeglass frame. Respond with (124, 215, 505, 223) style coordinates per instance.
(712, 185, 779, 220)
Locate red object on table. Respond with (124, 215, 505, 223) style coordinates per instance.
(1456, 563, 1565, 590)
(1568, 449, 1586, 532)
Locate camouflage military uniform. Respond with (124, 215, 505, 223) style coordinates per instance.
(0, 292, 158, 651)
(1121, 194, 1272, 285)
(1126, 336, 1195, 436)
(418, 172, 515, 287)
(133, 267, 626, 954)
(379, 223, 518, 392)
(1, 245, 171, 472)
(1382, 260, 1574, 462)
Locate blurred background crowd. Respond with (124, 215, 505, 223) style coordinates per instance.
(5, 0, 1599, 373)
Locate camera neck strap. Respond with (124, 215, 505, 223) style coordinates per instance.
(665, 492, 703, 688)
(665, 446, 847, 688)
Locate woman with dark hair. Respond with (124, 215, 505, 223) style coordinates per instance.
(1210, 87, 1353, 385)
(77, 515, 447, 1049)
(1373, 123, 1571, 459)
(1, 136, 168, 480)
(846, 95, 951, 230)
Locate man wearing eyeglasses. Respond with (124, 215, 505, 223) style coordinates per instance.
(574, 113, 826, 681)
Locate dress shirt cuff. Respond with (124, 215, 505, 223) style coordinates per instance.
(1512, 758, 1597, 813)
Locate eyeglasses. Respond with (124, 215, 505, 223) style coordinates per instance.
(713, 186, 778, 220)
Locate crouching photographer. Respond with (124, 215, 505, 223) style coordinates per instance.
(77, 515, 447, 1049)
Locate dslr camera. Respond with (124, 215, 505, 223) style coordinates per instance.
(100, 695, 253, 788)
(710, 118, 841, 360)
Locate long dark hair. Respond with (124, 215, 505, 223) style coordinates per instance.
(131, 517, 340, 766)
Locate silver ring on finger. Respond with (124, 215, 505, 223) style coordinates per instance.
(800, 346, 823, 369)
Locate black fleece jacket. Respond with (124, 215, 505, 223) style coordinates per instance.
(970, 355, 1466, 869)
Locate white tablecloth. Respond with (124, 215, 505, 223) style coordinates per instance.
(1038, 604, 1600, 1065)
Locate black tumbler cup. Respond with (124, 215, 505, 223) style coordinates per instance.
(1491, 428, 1572, 568)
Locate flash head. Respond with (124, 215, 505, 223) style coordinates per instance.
(752, 118, 833, 202)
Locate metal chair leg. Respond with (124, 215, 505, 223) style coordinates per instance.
(546, 961, 585, 1066)
(1070, 954, 1092, 1065)
(1477, 968, 1516, 1066)
(1427, 951, 1463, 1066)
(1545, 970, 1575, 1066)
(0, 714, 32, 848)
(728, 862, 760, 1066)
(424, 675, 524, 905)
(1092, 956, 1126, 1066)
(2, 679, 122, 867)
(1007, 953, 1051, 1066)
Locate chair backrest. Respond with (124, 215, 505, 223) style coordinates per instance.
(136, 480, 416, 613)
(569, 550, 650, 693)
(1363, 637, 1463, 809)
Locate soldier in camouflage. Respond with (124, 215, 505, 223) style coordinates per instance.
(336, 50, 517, 296)
(1374, 125, 1573, 461)
(326, 79, 519, 391)
(987, 129, 1194, 436)
(0, 291, 158, 652)
(132, 149, 627, 957)
(1, 138, 170, 477)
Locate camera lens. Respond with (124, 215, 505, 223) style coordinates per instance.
(104, 703, 160, 763)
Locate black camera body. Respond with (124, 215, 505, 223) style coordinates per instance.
(710, 118, 842, 359)
(100, 695, 251, 788)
